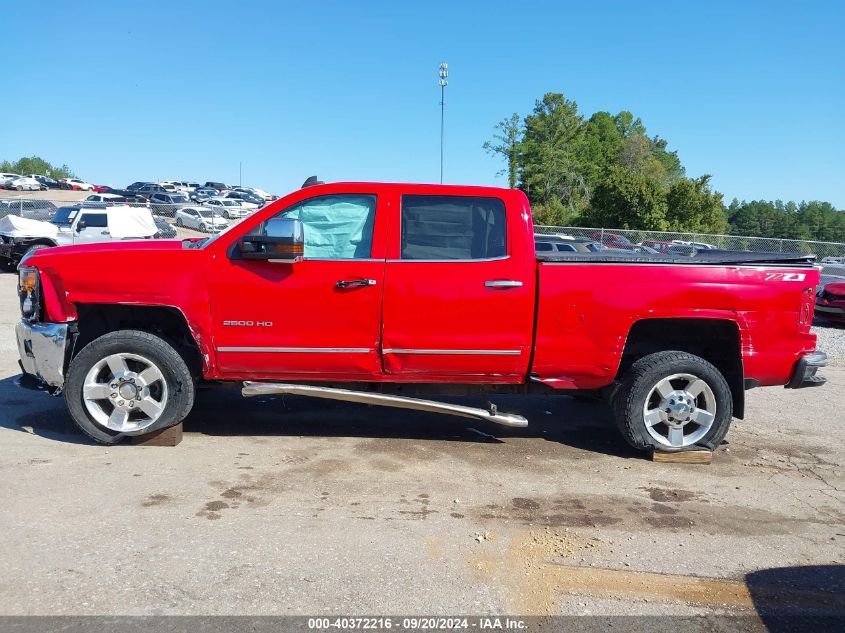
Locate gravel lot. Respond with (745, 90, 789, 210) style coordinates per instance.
(0, 271, 843, 623)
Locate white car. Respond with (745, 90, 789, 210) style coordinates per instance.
(6, 176, 44, 191)
(62, 178, 95, 191)
(158, 182, 179, 193)
(672, 239, 716, 250)
(235, 186, 275, 201)
(203, 198, 250, 219)
(174, 207, 230, 232)
(0, 173, 22, 188)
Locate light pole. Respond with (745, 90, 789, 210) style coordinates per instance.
(438, 62, 448, 184)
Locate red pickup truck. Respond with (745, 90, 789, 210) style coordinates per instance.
(14, 182, 827, 452)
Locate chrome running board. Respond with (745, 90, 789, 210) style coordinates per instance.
(241, 381, 528, 428)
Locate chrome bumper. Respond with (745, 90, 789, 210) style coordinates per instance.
(785, 351, 828, 389)
(15, 321, 69, 389)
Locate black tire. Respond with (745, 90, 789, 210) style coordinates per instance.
(23, 244, 51, 260)
(65, 330, 195, 445)
(612, 351, 733, 452)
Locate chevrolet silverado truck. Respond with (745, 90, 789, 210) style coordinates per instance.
(14, 183, 827, 450)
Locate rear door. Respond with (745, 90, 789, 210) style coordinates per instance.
(381, 191, 536, 380)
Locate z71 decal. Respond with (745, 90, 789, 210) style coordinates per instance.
(765, 272, 806, 282)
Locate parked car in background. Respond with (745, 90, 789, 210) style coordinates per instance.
(126, 181, 152, 192)
(153, 217, 177, 239)
(535, 235, 597, 253)
(6, 176, 45, 191)
(673, 239, 716, 250)
(225, 191, 262, 209)
(821, 256, 845, 265)
(134, 183, 169, 198)
(190, 187, 218, 203)
(84, 193, 148, 206)
(591, 231, 637, 250)
(31, 175, 61, 189)
(233, 186, 275, 201)
(60, 178, 95, 191)
(640, 240, 674, 253)
(149, 192, 191, 215)
(815, 281, 845, 322)
(172, 181, 200, 195)
(204, 181, 229, 193)
(203, 197, 249, 219)
(667, 243, 698, 257)
(0, 173, 22, 189)
(0, 199, 57, 222)
(174, 206, 230, 232)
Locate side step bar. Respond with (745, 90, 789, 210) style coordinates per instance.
(241, 381, 528, 428)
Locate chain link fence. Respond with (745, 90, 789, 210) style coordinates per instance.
(535, 224, 845, 281)
(534, 224, 845, 259)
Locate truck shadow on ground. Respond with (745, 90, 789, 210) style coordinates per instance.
(0, 375, 638, 457)
(745, 564, 845, 631)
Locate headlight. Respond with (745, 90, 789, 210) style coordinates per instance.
(18, 266, 40, 321)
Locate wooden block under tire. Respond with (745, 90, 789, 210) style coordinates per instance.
(129, 423, 183, 447)
(650, 448, 712, 464)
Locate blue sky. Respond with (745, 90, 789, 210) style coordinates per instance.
(3, 0, 843, 206)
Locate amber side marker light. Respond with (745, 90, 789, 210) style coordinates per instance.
(19, 267, 38, 294)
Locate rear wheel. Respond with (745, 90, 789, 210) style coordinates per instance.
(65, 330, 195, 445)
(613, 351, 733, 452)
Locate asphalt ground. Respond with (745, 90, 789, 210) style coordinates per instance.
(0, 268, 842, 625)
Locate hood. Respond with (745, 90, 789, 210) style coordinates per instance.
(823, 282, 845, 296)
(0, 214, 59, 239)
(28, 238, 185, 261)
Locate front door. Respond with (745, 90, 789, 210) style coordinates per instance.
(209, 192, 387, 379)
(73, 211, 110, 244)
(381, 192, 535, 380)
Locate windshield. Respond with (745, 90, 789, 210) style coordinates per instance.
(222, 200, 238, 206)
(172, 195, 188, 203)
(51, 207, 79, 226)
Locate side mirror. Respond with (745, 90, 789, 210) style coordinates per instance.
(76, 220, 87, 232)
(238, 217, 304, 262)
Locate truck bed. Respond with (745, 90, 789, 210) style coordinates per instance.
(536, 250, 817, 266)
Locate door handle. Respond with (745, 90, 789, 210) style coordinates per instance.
(336, 279, 377, 289)
(485, 280, 523, 288)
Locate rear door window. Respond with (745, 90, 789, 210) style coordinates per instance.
(400, 195, 506, 260)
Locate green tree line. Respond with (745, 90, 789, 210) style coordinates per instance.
(485, 93, 844, 242)
(0, 156, 75, 180)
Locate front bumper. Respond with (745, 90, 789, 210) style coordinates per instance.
(15, 321, 70, 389)
(785, 351, 828, 389)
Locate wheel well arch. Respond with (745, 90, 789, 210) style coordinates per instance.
(617, 318, 745, 419)
(72, 304, 203, 377)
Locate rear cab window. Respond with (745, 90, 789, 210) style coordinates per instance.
(400, 195, 507, 260)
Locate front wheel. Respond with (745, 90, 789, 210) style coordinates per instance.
(612, 351, 733, 452)
(65, 330, 195, 445)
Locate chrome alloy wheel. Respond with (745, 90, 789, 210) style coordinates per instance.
(82, 353, 169, 433)
(642, 373, 716, 448)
